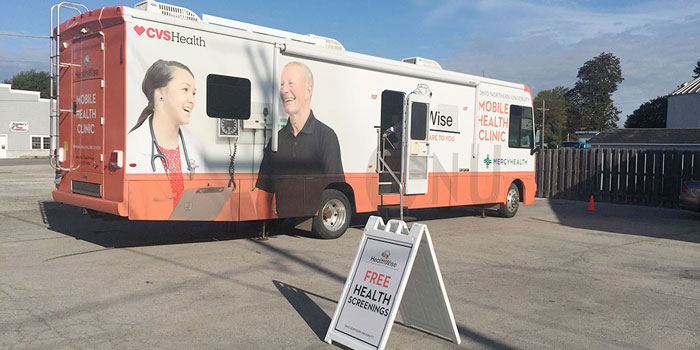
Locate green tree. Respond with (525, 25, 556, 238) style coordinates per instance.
(693, 58, 700, 79)
(566, 52, 623, 132)
(2, 69, 50, 98)
(534, 86, 571, 147)
(624, 95, 668, 128)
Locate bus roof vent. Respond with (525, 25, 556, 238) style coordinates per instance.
(306, 34, 345, 51)
(134, 0, 200, 22)
(402, 57, 442, 70)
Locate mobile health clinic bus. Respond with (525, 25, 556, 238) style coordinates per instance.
(50, 1, 538, 239)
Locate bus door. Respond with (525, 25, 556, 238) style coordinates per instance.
(404, 93, 430, 195)
(69, 33, 105, 177)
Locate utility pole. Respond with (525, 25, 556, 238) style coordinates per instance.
(537, 100, 549, 149)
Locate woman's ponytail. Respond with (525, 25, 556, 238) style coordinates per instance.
(130, 105, 153, 133)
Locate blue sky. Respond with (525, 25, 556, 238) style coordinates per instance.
(1, 0, 699, 126)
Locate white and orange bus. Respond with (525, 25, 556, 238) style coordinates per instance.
(50, 1, 538, 239)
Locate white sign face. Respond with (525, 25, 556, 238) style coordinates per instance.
(333, 237, 412, 348)
(9, 121, 28, 132)
(429, 104, 459, 133)
(327, 217, 461, 350)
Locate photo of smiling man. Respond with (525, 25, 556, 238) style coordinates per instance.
(255, 61, 344, 219)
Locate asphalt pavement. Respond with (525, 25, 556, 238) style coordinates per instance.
(1, 159, 699, 349)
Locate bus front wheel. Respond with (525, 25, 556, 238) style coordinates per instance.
(498, 183, 520, 218)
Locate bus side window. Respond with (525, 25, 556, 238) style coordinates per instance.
(508, 105, 534, 148)
(206, 74, 251, 120)
(410, 102, 428, 141)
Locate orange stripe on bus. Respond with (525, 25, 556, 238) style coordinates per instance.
(54, 171, 534, 221)
(122, 171, 534, 220)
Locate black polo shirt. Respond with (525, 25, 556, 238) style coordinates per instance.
(256, 111, 344, 217)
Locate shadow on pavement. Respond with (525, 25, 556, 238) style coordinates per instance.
(41, 195, 699, 250)
(273, 280, 517, 350)
(40, 200, 270, 248)
(273, 280, 333, 342)
(542, 199, 700, 244)
(40, 197, 494, 249)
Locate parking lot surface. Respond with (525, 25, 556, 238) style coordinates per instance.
(1, 159, 699, 349)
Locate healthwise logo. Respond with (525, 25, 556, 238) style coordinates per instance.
(370, 251, 397, 268)
(132, 25, 206, 47)
(75, 54, 99, 79)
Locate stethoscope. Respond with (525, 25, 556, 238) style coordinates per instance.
(149, 115, 193, 173)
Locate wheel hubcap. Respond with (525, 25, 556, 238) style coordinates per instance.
(322, 199, 346, 231)
(507, 189, 519, 211)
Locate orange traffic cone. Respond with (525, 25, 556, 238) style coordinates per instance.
(587, 195, 596, 211)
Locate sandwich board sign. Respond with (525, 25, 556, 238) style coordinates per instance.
(325, 216, 460, 350)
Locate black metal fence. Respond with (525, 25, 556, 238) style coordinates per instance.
(535, 148, 700, 207)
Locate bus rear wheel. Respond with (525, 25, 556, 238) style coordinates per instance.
(498, 183, 520, 218)
(312, 189, 352, 239)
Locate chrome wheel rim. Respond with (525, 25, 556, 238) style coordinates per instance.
(322, 199, 346, 231)
(506, 189, 519, 212)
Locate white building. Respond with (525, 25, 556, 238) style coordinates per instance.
(667, 76, 700, 128)
(0, 84, 50, 158)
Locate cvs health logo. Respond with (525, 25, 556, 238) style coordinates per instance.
(132, 24, 206, 47)
(133, 25, 171, 40)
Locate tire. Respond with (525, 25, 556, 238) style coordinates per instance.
(498, 183, 520, 218)
(311, 189, 352, 239)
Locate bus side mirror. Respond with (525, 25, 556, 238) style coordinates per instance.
(531, 146, 540, 155)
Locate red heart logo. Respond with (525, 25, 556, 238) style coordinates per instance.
(133, 25, 145, 36)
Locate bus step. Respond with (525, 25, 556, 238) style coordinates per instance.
(378, 171, 400, 194)
(377, 204, 407, 210)
(378, 184, 399, 194)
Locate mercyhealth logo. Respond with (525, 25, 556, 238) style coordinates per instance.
(483, 154, 492, 169)
(133, 25, 206, 48)
(483, 154, 529, 169)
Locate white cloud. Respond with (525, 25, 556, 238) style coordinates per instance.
(435, 0, 700, 124)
